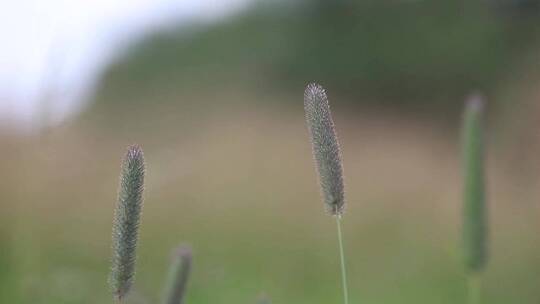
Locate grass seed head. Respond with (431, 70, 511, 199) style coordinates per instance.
(110, 145, 145, 301)
(163, 244, 193, 304)
(461, 94, 488, 273)
(304, 83, 346, 216)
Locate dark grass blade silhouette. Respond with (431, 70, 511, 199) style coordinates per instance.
(110, 145, 145, 303)
(304, 83, 349, 304)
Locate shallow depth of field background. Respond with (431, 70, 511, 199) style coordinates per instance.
(2, 1, 540, 303)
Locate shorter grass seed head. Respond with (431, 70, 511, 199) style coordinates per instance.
(163, 244, 193, 304)
(304, 83, 346, 216)
(256, 293, 271, 304)
(110, 145, 146, 301)
(462, 94, 488, 273)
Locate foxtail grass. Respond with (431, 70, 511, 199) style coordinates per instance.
(162, 245, 193, 304)
(461, 94, 487, 304)
(110, 145, 146, 303)
(304, 83, 349, 304)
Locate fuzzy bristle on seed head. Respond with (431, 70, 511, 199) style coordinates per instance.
(163, 244, 193, 304)
(304, 83, 345, 216)
(462, 94, 488, 273)
(110, 145, 145, 301)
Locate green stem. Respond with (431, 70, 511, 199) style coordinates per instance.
(467, 273, 481, 304)
(336, 216, 350, 304)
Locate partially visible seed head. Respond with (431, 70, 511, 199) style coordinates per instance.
(163, 244, 193, 304)
(110, 145, 145, 301)
(461, 94, 488, 273)
(256, 293, 271, 304)
(304, 83, 345, 216)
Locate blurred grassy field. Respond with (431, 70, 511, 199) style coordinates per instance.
(2, 92, 540, 303)
(3, 2, 540, 303)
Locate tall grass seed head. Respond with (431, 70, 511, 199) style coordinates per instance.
(304, 83, 346, 216)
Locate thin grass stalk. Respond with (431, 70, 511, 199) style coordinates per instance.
(467, 273, 481, 304)
(336, 216, 349, 304)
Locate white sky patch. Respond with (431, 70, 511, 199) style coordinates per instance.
(0, 0, 254, 131)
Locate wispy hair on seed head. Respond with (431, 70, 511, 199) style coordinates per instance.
(462, 93, 488, 273)
(304, 83, 345, 216)
(110, 145, 145, 301)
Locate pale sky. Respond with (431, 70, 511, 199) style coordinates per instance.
(0, 0, 254, 130)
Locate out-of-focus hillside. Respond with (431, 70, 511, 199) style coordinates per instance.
(93, 0, 540, 116)
(83, 0, 540, 177)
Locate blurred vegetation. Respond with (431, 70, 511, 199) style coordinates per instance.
(4, 109, 540, 304)
(96, 0, 540, 115)
(3, 1, 540, 304)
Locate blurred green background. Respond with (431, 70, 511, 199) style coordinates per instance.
(3, 1, 540, 303)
